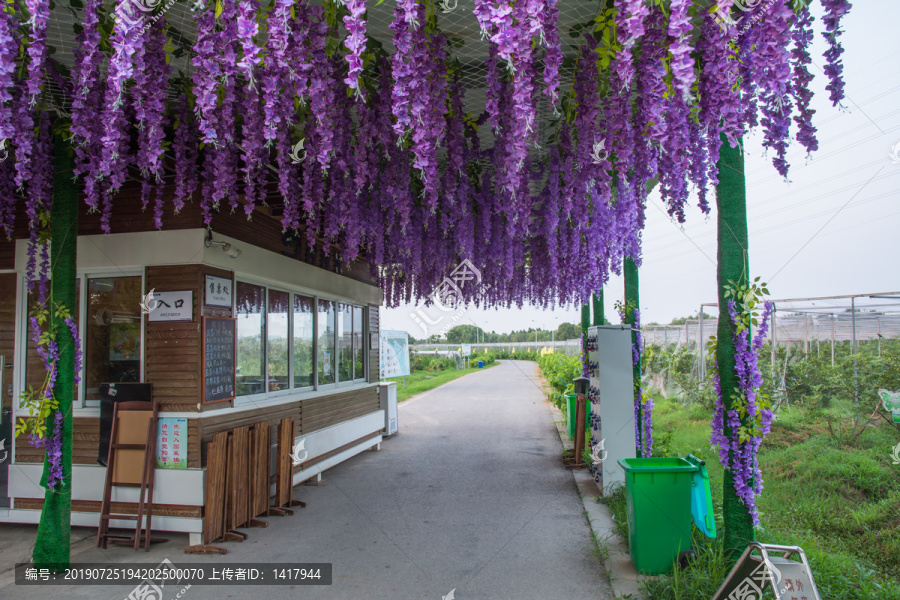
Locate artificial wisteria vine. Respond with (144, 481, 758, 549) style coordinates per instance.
(0, 2, 855, 478)
(710, 282, 775, 527)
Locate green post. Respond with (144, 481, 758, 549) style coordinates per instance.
(33, 135, 77, 568)
(592, 290, 604, 326)
(624, 257, 641, 455)
(580, 302, 590, 365)
(715, 135, 755, 558)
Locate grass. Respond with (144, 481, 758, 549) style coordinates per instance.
(597, 393, 900, 600)
(384, 362, 497, 402)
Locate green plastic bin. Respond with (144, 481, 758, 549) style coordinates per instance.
(565, 394, 577, 439)
(618, 457, 698, 575)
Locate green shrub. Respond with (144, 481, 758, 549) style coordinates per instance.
(538, 352, 582, 408)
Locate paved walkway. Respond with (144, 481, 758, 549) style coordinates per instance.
(1, 360, 614, 600)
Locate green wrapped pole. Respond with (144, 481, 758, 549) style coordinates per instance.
(580, 303, 590, 334)
(580, 303, 590, 359)
(33, 135, 77, 568)
(716, 135, 755, 558)
(624, 257, 641, 456)
(592, 291, 604, 326)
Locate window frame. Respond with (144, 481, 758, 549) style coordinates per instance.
(234, 280, 268, 404)
(291, 292, 316, 393)
(265, 287, 291, 399)
(233, 275, 368, 406)
(20, 268, 146, 410)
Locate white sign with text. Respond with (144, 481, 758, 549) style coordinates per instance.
(147, 291, 193, 322)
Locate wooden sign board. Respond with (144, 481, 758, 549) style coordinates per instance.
(202, 317, 236, 404)
(112, 409, 154, 485)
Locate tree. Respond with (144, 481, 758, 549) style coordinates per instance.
(555, 322, 580, 340)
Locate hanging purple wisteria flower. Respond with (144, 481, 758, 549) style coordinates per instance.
(710, 300, 774, 527)
(821, 0, 852, 106)
(343, 0, 368, 98)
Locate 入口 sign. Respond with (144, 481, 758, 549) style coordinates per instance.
(147, 290, 193, 322)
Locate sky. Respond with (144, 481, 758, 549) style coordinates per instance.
(381, 1, 900, 337)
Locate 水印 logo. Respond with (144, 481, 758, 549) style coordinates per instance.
(292, 438, 308, 465)
(140, 288, 159, 315)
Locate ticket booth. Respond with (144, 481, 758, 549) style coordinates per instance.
(0, 195, 385, 544)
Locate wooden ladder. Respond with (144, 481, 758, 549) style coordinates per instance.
(97, 401, 168, 551)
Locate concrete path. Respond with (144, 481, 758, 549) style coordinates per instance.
(1, 360, 614, 600)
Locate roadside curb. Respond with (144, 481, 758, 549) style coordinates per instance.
(549, 403, 646, 600)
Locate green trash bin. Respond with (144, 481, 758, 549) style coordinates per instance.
(618, 457, 709, 575)
(565, 393, 577, 439)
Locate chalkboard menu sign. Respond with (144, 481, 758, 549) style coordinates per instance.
(203, 317, 236, 404)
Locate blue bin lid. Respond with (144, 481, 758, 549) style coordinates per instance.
(685, 454, 717, 538)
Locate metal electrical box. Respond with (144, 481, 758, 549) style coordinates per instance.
(588, 325, 636, 493)
(379, 382, 399, 436)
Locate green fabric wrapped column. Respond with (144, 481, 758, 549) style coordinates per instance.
(624, 257, 641, 455)
(33, 136, 77, 568)
(715, 135, 755, 558)
(592, 291, 604, 326)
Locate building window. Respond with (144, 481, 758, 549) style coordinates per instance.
(84, 277, 142, 403)
(233, 282, 362, 398)
(338, 303, 353, 383)
(353, 305, 364, 380)
(236, 282, 266, 396)
(267, 290, 290, 392)
(317, 300, 336, 385)
(293, 294, 314, 389)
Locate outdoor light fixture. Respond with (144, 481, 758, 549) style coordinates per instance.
(205, 233, 242, 259)
(573, 376, 589, 397)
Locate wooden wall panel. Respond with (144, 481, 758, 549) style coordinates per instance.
(15, 417, 100, 465)
(144, 265, 204, 412)
(77, 182, 203, 236)
(0, 238, 13, 270)
(14, 415, 201, 468)
(300, 387, 380, 434)
(209, 207, 377, 287)
(196, 386, 380, 466)
(14, 498, 202, 519)
(0, 273, 15, 372)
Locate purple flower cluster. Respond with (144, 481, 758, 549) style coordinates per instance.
(710, 300, 774, 527)
(173, 94, 199, 213)
(614, 0, 650, 88)
(237, 0, 262, 85)
(343, 0, 368, 98)
(667, 0, 695, 103)
(0, 9, 17, 156)
(30, 411, 64, 490)
(70, 0, 105, 212)
(791, 6, 818, 155)
(134, 18, 170, 228)
(0, 0, 855, 310)
(65, 316, 82, 385)
(24, 0, 49, 103)
(821, 0, 852, 106)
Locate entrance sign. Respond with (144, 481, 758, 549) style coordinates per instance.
(205, 275, 233, 308)
(380, 330, 410, 378)
(147, 290, 193, 322)
(202, 317, 236, 404)
(712, 543, 821, 600)
(461, 344, 472, 357)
